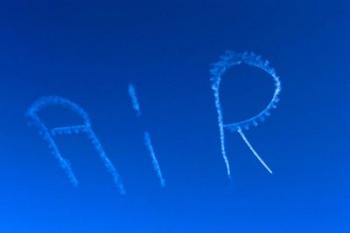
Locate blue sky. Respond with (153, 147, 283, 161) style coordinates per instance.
(0, 0, 348, 232)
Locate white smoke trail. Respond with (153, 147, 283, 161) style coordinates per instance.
(144, 131, 166, 187)
(27, 96, 126, 194)
(213, 89, 231, 178)
(128, 83, 142, 117)
(127, 83, 166, 187)
(210, 51, 281, 177)
(51, 125, 87, 136)
(85, 128, 126, 194)
(237, 128, 273, 174)
(28, 114, 79, 187)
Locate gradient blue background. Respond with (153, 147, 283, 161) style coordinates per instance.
(0, 0, 348, 232)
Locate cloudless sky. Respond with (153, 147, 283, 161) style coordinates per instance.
(0, 0, 349, 232)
